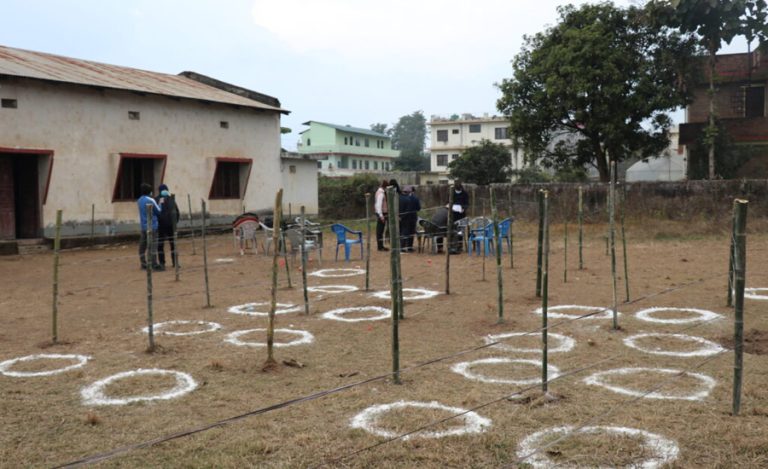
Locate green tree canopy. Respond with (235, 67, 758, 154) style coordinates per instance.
(369, 123, 389, 135)
(391, 111, 429, 171)
(448, 139, 512, 185)
(497, 2, 696, 182)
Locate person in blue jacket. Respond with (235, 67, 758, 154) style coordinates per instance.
(137, 183, 163, 271)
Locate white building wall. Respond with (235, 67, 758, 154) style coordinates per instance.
(0, 79, 283, 233)
(281, 158, 319, 215)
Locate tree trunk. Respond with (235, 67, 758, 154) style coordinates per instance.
(595, 147, 610, 182)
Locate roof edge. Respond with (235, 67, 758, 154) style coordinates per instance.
(180, 71, 289, 114)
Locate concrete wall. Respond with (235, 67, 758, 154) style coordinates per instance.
(281, 158, 319, 215)
(0, 77, 283, 236)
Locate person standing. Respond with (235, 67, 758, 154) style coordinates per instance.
(374, 180, 389, 251)
(156, 183, 180, 268)
(450, 180, 470, 222)
(399, 185, 421, 252)
(137, 183, 163, 271)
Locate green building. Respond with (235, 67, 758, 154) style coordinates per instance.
(298, 121, 399, 176)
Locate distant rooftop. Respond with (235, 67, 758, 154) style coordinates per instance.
(429, 113, 508, 123)
(0, 44, 288, 113)
(301, 121, 390, 138)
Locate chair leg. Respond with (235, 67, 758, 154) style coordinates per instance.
(359, 243, 363, 260)
(335, 245, 340, 262)
(344, 243, 351, 262)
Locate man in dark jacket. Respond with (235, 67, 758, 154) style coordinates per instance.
(398, 185, 421, 252)
(157, 184, 180, 268)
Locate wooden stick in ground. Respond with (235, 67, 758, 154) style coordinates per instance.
(266, 189, 283, 367)
(145, 204, 155, 352)
(541, 190, 550, 393)
(732, 198, 748, 416)
(508, 189, 514, 269)
(536, 189, 544, 297)
(564, 221, 568, 283)
(481, 200, 487, 281)
(620, 182, 630, 302)
(609, 161, 618, 330)
(201, 200, 211, 308)
(491, 188, 503, 324)
(187, 194, 196, 255)
(281, 229, 292, 289)
(300, 206, 309, 315)
(386, 187, 402, 384)
(727, 200, 737, 307)
(171, 195, 180, 281)
(445, 186, 454, 295)
(52, 209, 62, 344)
(90, 203, 95, 245)
(365, 192, 371, 291)
(578, 186, 583, 270)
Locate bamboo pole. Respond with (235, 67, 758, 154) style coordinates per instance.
(386, 187, 402, 384)
(445, 186, 454, 295)
(578, 186, 583, 270)
(145, 204, 155, 352)
(732, 199, 748, 416)
(281, 228, 292, 289)
(620, 182, 630, 302)
(491, 188, 504, 324)
(536, 190, 544, 297)
(171, 195, 180, 282)
(187, 194, 196, 255)
(609, 161, 618, 330)
(300, 206, 309, 315)
(481, 201, 487, 281)
(90, 203, 95, 245)
(266, 189, 283, 366)
(201, 200, 211, 308)
(365, 193, 371, 291)
(564, 221, 568, 283)
(52, 209, 62, 344)
(541, 191, 550, 393)
(727, 201, 737, 307)
(508, 189, 514, 269)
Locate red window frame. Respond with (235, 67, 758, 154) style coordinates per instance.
(112, 153, 167, 202)
(209, 157, 252, 200)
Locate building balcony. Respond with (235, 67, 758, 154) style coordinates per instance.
(297, 144, 399, 159)
(679, 116, 768, 145)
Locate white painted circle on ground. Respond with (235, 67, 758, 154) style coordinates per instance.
(227, 302, 301, 317)
(371, 288, 440, 300)
(350, 400, 491, 439)
(635, 307, 723, 324)
(215, 258, 235, 263)
(321, 306, 391, 322)
(306, 284, 359, 294)
(744, 288, 768, 300)
(142, 320, 222, 336)
(224, 328, 314, 347)
(308, 268, 365, 278)
(534, 305, 617, 320)
(0, 354, 91, 377)
(80, 369, 197, 406)
(583, 367, 716, 401)
(517, 425, 679, 469)
(451, 358, 560, 385)
(484, 332, 576, 354)
(624, 333, 726, 357)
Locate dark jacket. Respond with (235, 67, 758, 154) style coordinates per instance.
(157, 194, 180, 229)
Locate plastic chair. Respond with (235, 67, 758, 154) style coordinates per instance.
(418, 218, 445, 254)
(330, 223, 363, 261)
(259, 222, 275, 255)
(497, 218, 513, 253)
(468, 218, 494, 256)
(233, 220, 259, 255)
(284, 228, 322, 265)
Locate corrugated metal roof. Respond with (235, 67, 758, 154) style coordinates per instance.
(302, 120, 390, 138)
(0, 45, 287, 113)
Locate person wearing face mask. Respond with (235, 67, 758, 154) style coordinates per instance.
(450, 180, 470, 222)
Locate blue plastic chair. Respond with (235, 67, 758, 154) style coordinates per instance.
(468, 218, 494, 256)
(330, 223, 363, 261)
(497, 218, 512, 253)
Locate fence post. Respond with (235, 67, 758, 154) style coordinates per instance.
(445, 186, 454, 295)
(52, 209, 62, 344)
(90, 203, 95, 245)
(201, 200, 211, 308)
(727, 201, 737, 307)
(508, 189, 514, 269)
(171, 195, 180, 282)
(536, 190, 544, 297)
(145, 204, 155, 352)
(386, 187, 402, 384)
(300, 206, 309, 315)
(365, 193, 371, 291)
(541, 191, 550, 393)
(609, 161, 618, 330)
(281, 228, 292, 289)
(187, 194, 196, 256)
(564, 221, 568, 283)
(621, 182, 630, 302)
(491, 188, 504, 324)
(578, 186, 583, 270)
(732, 199, 748, 416)
(266, 189, 283, 367)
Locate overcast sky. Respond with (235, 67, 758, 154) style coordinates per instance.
(0, 1, 751, 150)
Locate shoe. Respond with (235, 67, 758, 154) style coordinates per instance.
(152, 264, 165, 271)
(140, 264, 147, 270)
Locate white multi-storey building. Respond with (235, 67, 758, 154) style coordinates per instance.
(428, 114, 524, 183)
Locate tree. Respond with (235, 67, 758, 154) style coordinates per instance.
(497, 2, 696, 182)
(370, 123, 389, 135)
(448, 139, 512, 185)
(390, 111, 429, 171)
(650, 0, 768, 179)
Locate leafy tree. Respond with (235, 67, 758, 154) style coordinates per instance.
(687, 119, 758, 179)
(497, 2, 696, 182)
(448, 139, 512, 185)
(650, 0, 768, 179)
(369, 123, 389, 135)
(390, 111, 429, 171)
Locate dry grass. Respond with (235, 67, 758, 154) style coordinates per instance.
(1, 219, 767, 467)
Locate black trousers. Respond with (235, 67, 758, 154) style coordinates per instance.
(376, 214, 387, 248)
(139, 229, 158, 267)
(157, 225, 177, 266)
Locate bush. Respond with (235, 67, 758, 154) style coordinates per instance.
(318, 174, 380, 219)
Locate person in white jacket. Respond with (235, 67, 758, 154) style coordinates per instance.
(374, 180, 389, 251)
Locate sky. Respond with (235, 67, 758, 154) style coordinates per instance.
(0, 0, 753, 150)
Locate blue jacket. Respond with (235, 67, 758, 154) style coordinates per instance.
(137, 195, 161, 231)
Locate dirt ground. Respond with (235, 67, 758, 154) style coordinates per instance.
(1, 220, 767, 468)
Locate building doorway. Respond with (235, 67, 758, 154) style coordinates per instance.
(0, 150, 52, 240)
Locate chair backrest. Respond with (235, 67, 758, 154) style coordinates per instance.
(498, 218, 511, 237)
(419, 219, 444, 235)
(258, 222, 273, 233)
(330, 224, 348, 243)
(238, 220, 259, 237)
